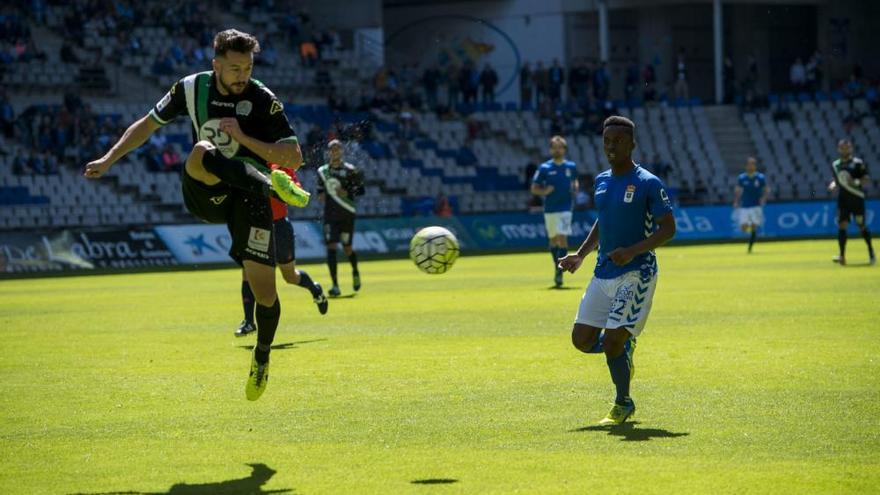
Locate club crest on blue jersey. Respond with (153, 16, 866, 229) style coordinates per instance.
(624, 184, 636, 203)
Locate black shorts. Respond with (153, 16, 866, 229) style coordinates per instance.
(837, 196, 866, 224)
(274, 218, 295, 264)
(323, 216, 355, 246)
(181, 171, 275, 266)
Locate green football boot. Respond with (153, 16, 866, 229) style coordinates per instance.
(271, 169, 310, 208)
(245, 347, 269, 401)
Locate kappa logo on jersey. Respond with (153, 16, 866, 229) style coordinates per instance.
(209, 194, 227, 205)
(624, 184, 636, 203)
(157, 92, 172, 112)
(236, 100, 252, 117)
(270, 100, 283, 115)
(248, 227, 271, 253)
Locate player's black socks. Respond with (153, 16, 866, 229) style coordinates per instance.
(348, 251, 359, 274)
(838, 229, 847, 257)
(748, 230, 757, 253)
(296, 270, 321, 297)
(254, 298, 281, 364)
(327, 249, 339, 286)
(550, 247, 560, 268)
(241, 280, 255, 324)
(201, 148, 271, 197)
(606, 350, 632, 406)
(862, 229, 875, 258)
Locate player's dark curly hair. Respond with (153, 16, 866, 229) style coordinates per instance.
(603, 115, 635, 131)
(213, 29, 261, 57)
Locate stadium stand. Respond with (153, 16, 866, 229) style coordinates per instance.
(2, 3, 879, 232)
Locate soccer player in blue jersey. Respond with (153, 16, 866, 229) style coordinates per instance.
(733, 157, 769, 253)
(558, 116, 676, 426)
(530, 135, 578, 287)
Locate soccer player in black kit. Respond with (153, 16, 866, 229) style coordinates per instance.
(317, 140, 365, 296)
(828, 139, 875, 266)
(84, 29, 310, 401)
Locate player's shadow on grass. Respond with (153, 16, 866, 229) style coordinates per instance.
(237, 338, 327, 351)
(411, 478, 459, 485)
(329, 293, 358, 299)
(571, 422, 689, 442)
(547, 286, 578, 290)
(69, 463, 292, 495)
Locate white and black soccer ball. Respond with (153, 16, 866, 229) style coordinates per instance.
(409, 226, 460, 274)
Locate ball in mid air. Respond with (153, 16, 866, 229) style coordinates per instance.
(409, 226, 460, 274)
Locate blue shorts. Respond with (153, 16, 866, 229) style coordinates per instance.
(274, 218, 295, 264)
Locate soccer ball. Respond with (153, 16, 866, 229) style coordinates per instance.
(409, 226, 460, 274)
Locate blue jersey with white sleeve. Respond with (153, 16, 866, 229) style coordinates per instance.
(532, 160, 577, 213)
(737, 172, 766, 207)
(594, 165, 673, 279)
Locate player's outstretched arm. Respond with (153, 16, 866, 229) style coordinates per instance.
(559, 219, 599, 273)
(761, 184, 770, 205)
(84, 115, 161, 179)
(733, 185, 742, 207)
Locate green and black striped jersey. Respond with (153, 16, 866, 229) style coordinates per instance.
(149, 71, 297, 172)
(317, 162, 364, 221)
(832, 156, 869, 201)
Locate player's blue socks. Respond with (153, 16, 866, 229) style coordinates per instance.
(297, 270, 320, 298)
(254, 299, 280, 364)
(327, 248, 339, 286)
(606, 350, 633, 406)
(241, 281, 255, 324)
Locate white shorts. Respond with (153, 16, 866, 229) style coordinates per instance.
(544, 211, 573, 237)
(574, 270, 658, 337)
(736, 206, 764, 227)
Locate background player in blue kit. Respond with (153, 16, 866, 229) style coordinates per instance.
(530, 135, 578, 287)
(733, 157, 769, 253)
(559, 116, 676, 426)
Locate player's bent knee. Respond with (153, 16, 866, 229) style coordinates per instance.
(185, 141, 219, 184)
(571, 325, 599, 353)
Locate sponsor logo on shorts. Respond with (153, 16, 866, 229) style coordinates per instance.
(248, 227, 271, 253)
(209, 195, 227, 205)
(244, 247, 270, 259)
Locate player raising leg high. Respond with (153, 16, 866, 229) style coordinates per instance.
(237, 165, 328, 337)
(84, 29, 310, 401)
(559, 116, 676, 426)
(531, 135, 578, 287)
(829, 139, 875, 266)
(318, 140, 365, 296)
(732, 157, 769, 253)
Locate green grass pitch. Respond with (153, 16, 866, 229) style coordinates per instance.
(1, 240, 878, 494)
